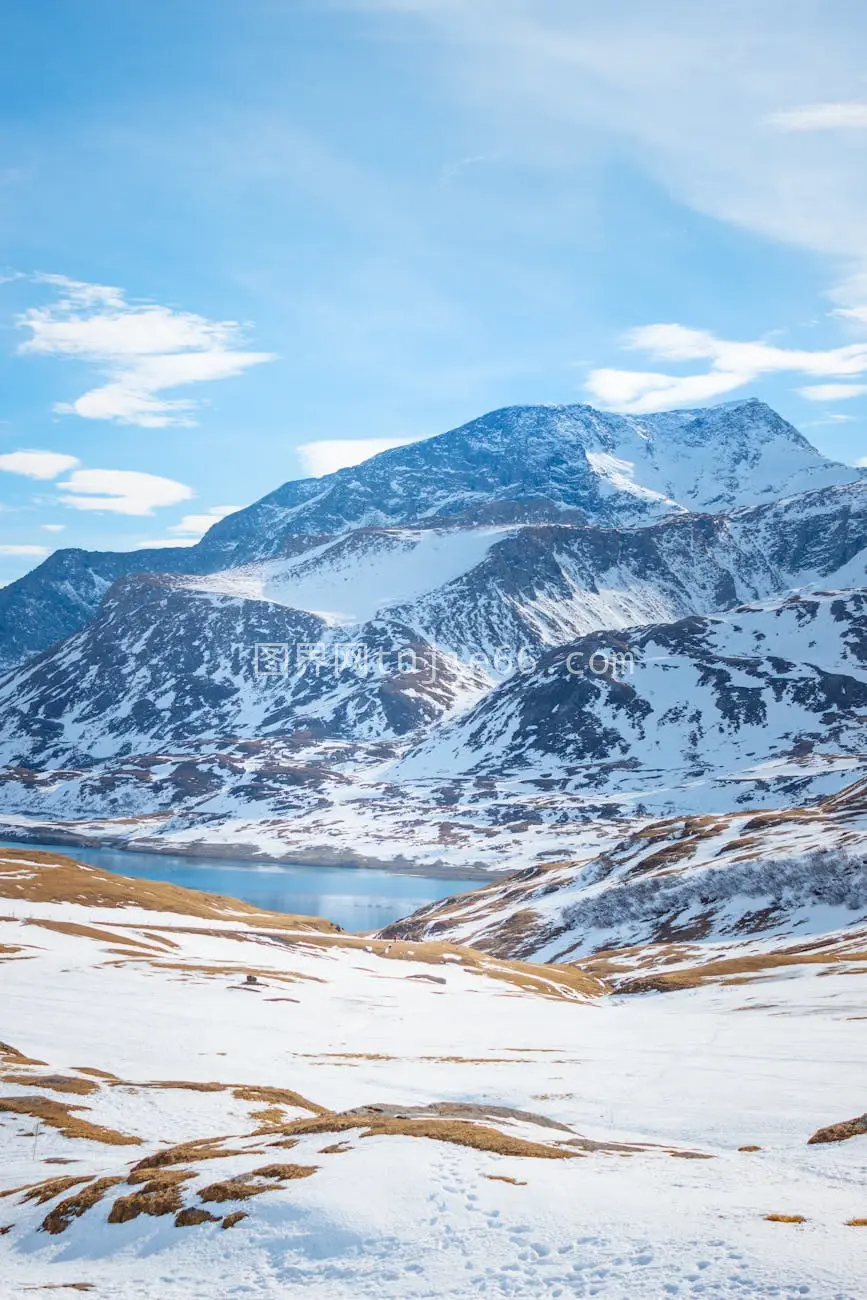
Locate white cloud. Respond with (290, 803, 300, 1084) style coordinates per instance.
(41, 523, 66, 532)
(0, 544, 49, 556)
(0, 449, 81, 479)
(798, 382, 867, 401)
(586, 322, 867, 413)
(766, 103, 867, 132)
(360, 1, 867, 302)
(296, 435, 426, 477)
(18, 275, 275, 428)
(57, 469, 194, 516)
(167, 505, 241, 537)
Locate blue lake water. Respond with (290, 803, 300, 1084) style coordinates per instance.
(0, 840, 484, 932)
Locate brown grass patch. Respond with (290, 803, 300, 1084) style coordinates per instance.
(276, 1112, 578, 1160)
(764, 1214, 806, 1224)
(221, 1210, 248, 1228)
(485, 1175, 527, 1186)
(41, 1177, 125, 1235)
(738, 1145, 762, 1152)
(175, 1207, 220, 1226)
(0, 1040, 46, 1067)
(0, 1096, 141, 1146)
(74, 1067, 121, 1080)
(198, 1163, 317, 1203)
(129, 1140, 248, 1174)
(25, 919, 160, 950)
(232, 1084, 326, 1114)
(20, 1176, 91, 1206)
(845, 1218, 867, 1227)
(108, 1180, 187, 1223)
(2, 1073, 99, 1096)
(249, 1107, 286, 1131)
(808, 1114, 867, 1145)
(319, 1142, 352, 1154)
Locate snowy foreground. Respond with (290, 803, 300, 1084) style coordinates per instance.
(0, 849, 865, 1299)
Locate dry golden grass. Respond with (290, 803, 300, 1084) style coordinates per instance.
(738, 1145, 762, 1152)
(0, 1096, 141, 1146)
(231, 1084, 326, 1114)
(20, 1176, 91, 1206)
(485, 1175, 527, 1186)
(106, 1166, 199, 1225)
(764, 1214, 806, 1224)
(845, 1218, 867, 1227)
(175, 1206, 220, 1226)
(808, 1114, 867, 1145)
(130, 1139, 250, 1174)
(221, 1211, 248, 1229)
(276, 1112, 578, 1160)
(25, 919, 162, 950)
(0, 1040, 46, 1067)
(41, 1177, 125, 1235)
(1, 1073, 99, 1096)
(198, 1164, 317, 1203)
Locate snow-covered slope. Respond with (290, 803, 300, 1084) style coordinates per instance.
(2, 397, 859, 670)
(396, 588, 867, 791)
(2, 848, 865, 1299)
(381, 775, 867, 964)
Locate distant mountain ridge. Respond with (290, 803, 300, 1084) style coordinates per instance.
(2, 396, 867, 874)
(0, 398, 860, 670)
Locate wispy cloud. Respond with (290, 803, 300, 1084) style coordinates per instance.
(296, 435, 426, 477)
(0, 449, 80, 479)
(17, 275, 276, 428)
(798, 382, 867, 402)
(766, 103, 867, 132)
(586, 323, 867, 413)
(0, 544, 49, 557)
(167, 505, 241, 537)
(57, 468, 194, 515)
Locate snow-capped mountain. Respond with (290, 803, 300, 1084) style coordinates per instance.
(2, 397, 867, 871)
(0, 397, 859, 671)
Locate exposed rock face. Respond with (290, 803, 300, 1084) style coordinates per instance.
(1, 397, 867, 869)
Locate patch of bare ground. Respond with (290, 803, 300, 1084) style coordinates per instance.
(108, 1169, 195, 1223)
(0, 848, 338, 932)
(274, 1109, 579, 1160)
(485, 1175, 526, 1186)
(73, 1067, 120, 1081)
(808, 1113, 867, 1144)
(20, 1176, 92, 1206)
(0, 1096, 142, 1146)
(175, 1207, 220, 1226)
(20, 1285, 96, 1293)
(198, 1164, 317, 1203)
(0, 1040, 46, 1067)
(1, 1073, 99, 1096)
(319, 1142, 352, 1154)
(614, 945, 867, 993)
(40, 1178, 125, 1235)
(764, 1214, 806, 1224)
(24, 919, 162, 950)
(221, 1210, 248, 1228)
(846, 1218, 867, 1226)
(739, 1145, 762, 1152)
(129, 1139, 252, 1174)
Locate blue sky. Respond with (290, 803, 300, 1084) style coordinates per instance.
(2, 0, 867, 581)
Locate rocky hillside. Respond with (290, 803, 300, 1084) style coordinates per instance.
(1, 398, 859, 670)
